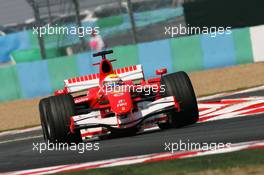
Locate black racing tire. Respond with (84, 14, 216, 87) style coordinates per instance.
(44, 94, 81, 143)
(39, 98, 50, 142)
(160, 71, 199, 128)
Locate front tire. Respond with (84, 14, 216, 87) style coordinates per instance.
(39, 94, 81, 143)
(39, 98, 50, 142)
(160, 71, 199, 128)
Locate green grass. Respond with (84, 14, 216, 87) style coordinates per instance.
(56, 148, 264, 175)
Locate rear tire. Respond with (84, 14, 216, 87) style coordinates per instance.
(160, 71, 199, 128)
(40, 94, 81, 143)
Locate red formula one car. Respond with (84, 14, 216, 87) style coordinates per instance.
(39, 50, 199, 143)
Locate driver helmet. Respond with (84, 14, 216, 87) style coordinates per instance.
(103, 74, 123, 87)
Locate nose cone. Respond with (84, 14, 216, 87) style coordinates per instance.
(108, 92, 132, 115)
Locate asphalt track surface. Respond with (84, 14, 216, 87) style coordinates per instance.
(0, 89, 264, 173)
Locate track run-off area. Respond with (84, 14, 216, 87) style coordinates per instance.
(1, 86, 264, 174)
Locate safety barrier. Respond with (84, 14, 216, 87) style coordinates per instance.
(0, 65, 21, 101)
(0, 24, 263, 102)
(250, 25, 264, 62)
(0, 7, 184, 64)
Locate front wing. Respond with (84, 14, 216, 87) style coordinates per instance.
(71, 96, 179, 140)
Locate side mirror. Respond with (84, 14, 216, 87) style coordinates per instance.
(156, 68, 167, 76)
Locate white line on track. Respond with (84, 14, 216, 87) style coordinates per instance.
(198, 85, 264, 101)
(0, 126, 41, 137)
(0, 135, 42, 145)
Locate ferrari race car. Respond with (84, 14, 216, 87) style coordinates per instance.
(39, 50, 199, 143)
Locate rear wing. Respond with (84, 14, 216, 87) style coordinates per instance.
(64, 65, 144, 93)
